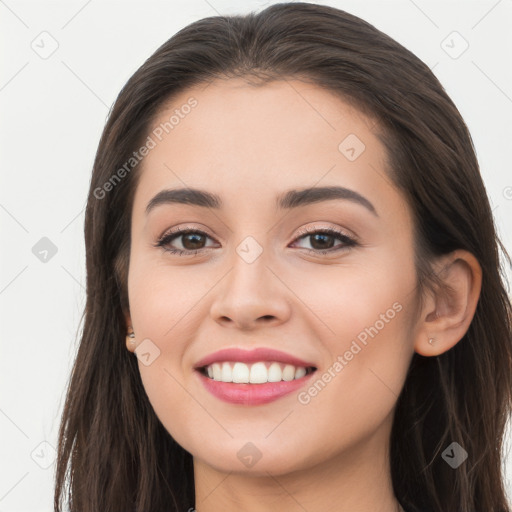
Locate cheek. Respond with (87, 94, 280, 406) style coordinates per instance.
(284, 252, 415, 350)
(128, 254, 205, 337)
(127, 257, 230, 446)
(289, 256, 416, 415)
(292, 285, 414, 463)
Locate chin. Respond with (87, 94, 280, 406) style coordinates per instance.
(191, 440, 312, 477)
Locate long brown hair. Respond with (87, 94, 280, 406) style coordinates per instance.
(54, 3, 512, 511)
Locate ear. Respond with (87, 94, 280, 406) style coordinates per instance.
(124, 310, 135, 353)
(413, 249, 482, 357)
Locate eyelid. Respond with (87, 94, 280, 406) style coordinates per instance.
(157, 223, 217, 241)
(293, 223, 357, 242)
(157, 223, 356, 243)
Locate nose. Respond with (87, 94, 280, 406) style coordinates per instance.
(209, 252, 292, 331)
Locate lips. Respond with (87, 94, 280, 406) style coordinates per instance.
(193, 347, 318, 405)
(194, 347, 317, 370)
(196, 370, 316, 405)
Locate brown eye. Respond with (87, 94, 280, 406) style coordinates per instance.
(155, 229, 217, 256)
(308, 232, 337, 250)
(291, 228, 357, 255)
(179, 232, 207, 250)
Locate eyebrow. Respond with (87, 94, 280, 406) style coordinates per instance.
(145, 186, 378, 216)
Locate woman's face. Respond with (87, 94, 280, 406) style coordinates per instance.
(126, 77, 421, 475)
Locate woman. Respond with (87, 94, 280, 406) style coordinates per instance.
(54, 3, 512, 511)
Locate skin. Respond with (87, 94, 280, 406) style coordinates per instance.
(124, 78, 482, 512)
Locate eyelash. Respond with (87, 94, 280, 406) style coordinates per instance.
(154, 226, 358, 257)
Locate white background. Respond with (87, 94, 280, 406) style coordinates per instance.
(1, 0, 511, 510)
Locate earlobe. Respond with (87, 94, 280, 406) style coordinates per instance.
(124, 311, 136, 352)
(414, 249, 482, 357)
(126, 327, 136, 352)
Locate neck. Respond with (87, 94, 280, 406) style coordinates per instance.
(193, 416, 402, 512)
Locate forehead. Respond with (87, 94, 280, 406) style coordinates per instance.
(148, 77, 380, 159)
(132, 77, 402, 220)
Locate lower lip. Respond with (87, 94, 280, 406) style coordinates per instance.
(195, 369, 316, 405)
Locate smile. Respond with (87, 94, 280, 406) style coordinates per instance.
(193, 347, 318, 405)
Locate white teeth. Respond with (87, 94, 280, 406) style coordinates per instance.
(267, 362, 282, 382)
(221, 362, 232, 382)
(282, 364, 295, 381)
(203, 361, 313, 384)
(294, 366, 306, 379)
(212, 363, 222, 381)
(249, 362, 268, 383)
(232, 362, 250, 383)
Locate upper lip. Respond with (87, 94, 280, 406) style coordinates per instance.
(194, 347, 317, 369)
